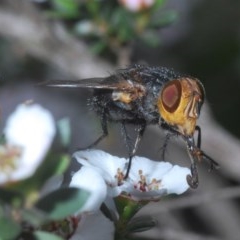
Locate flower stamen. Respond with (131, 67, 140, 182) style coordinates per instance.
(0, 145, 22, 180)
(148, 178, 161, 191)
(115, 167, 125, 186)
(133, 169, 147, 192)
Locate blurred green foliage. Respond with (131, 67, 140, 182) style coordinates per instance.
(44, 0, 177, 60)
(0, 123, 89, 239)
(0, 151, 89, 239)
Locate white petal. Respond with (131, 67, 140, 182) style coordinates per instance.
(129, 156, 173, 181)
(126, 156, 190, 200)
(161, 165, 190, 195)
(73, 149, 127, 185)
(1, 103, 55, 183)
(119, 0, 154, 12)
(70, 211, 114, 240)
(107, 181, 131, 198)
(70, 166, 107, 213)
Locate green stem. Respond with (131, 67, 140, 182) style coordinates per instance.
(114, 196, 148, 238)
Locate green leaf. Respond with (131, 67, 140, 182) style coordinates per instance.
(86, 1, 100, 16)
(35, 187, 89, 220)
(51, 0, 79, 18)
(0, 217, 21, 240)
(114, 196, 148, 224)
(110, 8, 134, 42)
(9, 153, 70, 195)
(22, 208, 49, 227)
(127, 216, 157, 233)
(0, 134, 6, 144)
(0, 188, 23, 207)
(155, 0, 166, 8)
(57, 118, 71, 148)
(33, 230, 63, 240)
(90, 41, 107, 54)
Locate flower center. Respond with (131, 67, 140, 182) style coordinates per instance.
(134, 170, 161, 192)
(0, 145, 22, 179)
(115, 167, 125, 186)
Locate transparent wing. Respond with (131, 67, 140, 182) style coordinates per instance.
(38, 77, 128, 89)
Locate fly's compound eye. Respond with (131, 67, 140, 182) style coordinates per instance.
(161, 80, 182, 113)
(158, 77, 204, 136)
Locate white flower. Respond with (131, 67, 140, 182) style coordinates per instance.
(69, 166, 107, 213)
(69, 150, 190, 238)
(72, 149, 190, 205)
(70, 211, 114, 240)
(0, 103, 55, 184)
(127, 156, 190, 200)
(73, 150, 129, 197)
(119, 0, 155, 12)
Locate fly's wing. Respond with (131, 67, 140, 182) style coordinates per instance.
(39, 76, 145, 92)
(38, 78, 123, 89)
(39, 75, 147, 103)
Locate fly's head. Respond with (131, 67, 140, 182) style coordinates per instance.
(158, 77, 205, 137)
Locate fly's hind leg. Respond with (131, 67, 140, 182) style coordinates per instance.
(79, 111, 108, 150)
(121, 122, 146, 179)
(195, 125, 219, 171)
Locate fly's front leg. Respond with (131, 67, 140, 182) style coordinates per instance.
(195, 125, 201, 148)
(187, 162, 199, 189)
(185, 137, 199, 189)
(186, 149, 199, 189)
(121, 122, 146, 179)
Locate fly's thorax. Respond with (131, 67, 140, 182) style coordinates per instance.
(157, 77, 205, 136)
(112, 91, 132, 104)
(111, 80, 146, 104)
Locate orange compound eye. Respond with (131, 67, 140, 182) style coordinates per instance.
(161, 80, 182, 113)
(158, 77, 203, 136)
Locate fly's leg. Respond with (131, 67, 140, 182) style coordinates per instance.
(187, 147, 219, 186)
(187, 162, 199, 189)
(125, 122, 146, 178)
(194, 126, 219, 171)
(195, 125, 201, 148)
(161, 122, 199, 188)
(120, 123, 131, 178)
(185, 137, 199, 189)
(121, 122, 146, 179)
(78, 111, 108, 150)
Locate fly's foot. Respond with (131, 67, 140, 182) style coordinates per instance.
(187, 163, 199, 189)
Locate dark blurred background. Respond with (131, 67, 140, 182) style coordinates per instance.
(0, 0, 240, 239)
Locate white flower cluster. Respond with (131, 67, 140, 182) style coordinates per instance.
(70, 149, 190, 212)
(119, 0, 155, 12)
(0, 103, 55, 184)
